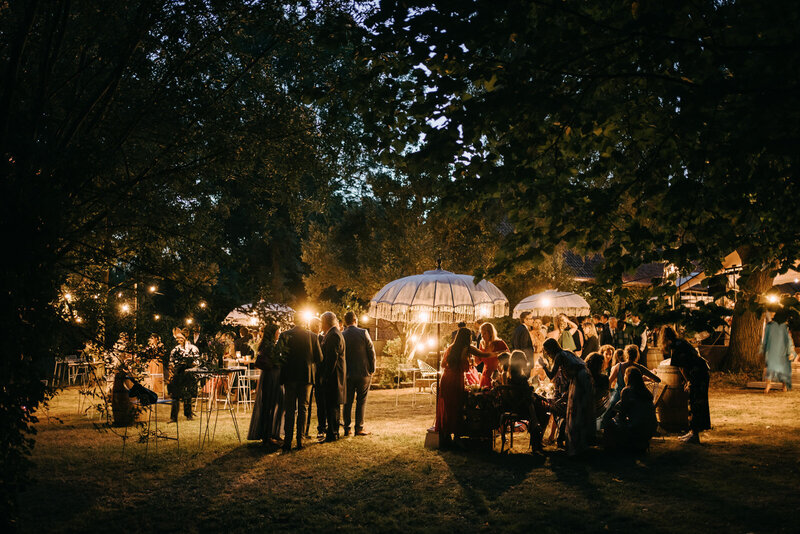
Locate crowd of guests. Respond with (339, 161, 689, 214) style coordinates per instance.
(436, 312, 712, 455)
(246, 310, 376, 451)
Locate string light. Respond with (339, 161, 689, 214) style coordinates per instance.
(767, 294, 779, 304)
(301, 309, 314, 323)
(361, 314, 369, 323)
(64, 293, 73, 302)
(427, 336, 437, 348)
(154, 314, 161, 321)
(410, 334, 419, 343)
(148, 285, 157, 293)
(117, 292, 123, 298)
(199, 301, 207, 309)
(185, 317, 194, 325)
(75, 317, 83, 323)
(120, 303, 131, 313)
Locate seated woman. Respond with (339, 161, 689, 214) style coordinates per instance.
(599, 344, 615, 375)
(603, 367, 658, 452)
(491, 352, 512, 387)
(602, 345, 660, 429)
(478, 322, 510, 388)
(464, 356, 481, 386)
(507, 352, 530, 387)
(584, 352, 610, 419)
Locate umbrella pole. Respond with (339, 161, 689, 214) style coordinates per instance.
(435, 323, 440, 411)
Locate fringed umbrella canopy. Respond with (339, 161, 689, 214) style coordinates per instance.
(513, 290, 591, 318)
(369, 268, 509, 324)
(222, 302, 295, 327)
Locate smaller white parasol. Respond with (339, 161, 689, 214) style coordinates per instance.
(513, 290, 591, 318)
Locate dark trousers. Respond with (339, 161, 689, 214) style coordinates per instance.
(283, 382, 312, 447)
(314, 380, 327, 434)
(169, 396, 193, 419)
(323, 386, 341, 439)
(343, 376, 372, 432)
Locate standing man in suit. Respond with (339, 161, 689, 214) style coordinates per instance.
(342, 311, 376, 437)
(320, 311, 346, 442)
(511, 311, 535, 361)
(279, 315, 322, 451)
(598, 312, 614, 347)
(309, 317, 327, 439)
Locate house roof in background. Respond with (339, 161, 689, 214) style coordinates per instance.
(563, 251, 665, 286)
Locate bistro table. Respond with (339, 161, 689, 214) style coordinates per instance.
(187, 367, 241, 449)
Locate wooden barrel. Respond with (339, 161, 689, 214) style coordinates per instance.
(646, 347, 664, 369)
(654, 366, 689, 432)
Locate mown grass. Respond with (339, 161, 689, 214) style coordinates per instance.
(19, 376, 800, 533)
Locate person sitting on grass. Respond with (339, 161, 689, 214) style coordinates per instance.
(602, 345, 660, 429)
(603, 367, 658, 452)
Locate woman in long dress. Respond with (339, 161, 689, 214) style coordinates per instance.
(761, 310, 795, 393)
(660, 326, 711, 444)
(477, 322, 510, 388)
(247, 323, 284, 445)
(539, 338, 595, 456)
(435, 327, 496, 448)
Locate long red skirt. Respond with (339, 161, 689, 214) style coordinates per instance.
(435, 368, 465, 435)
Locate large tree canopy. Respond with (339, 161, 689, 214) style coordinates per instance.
(0, 0, 364, 521)
(354, 0, 800, 368)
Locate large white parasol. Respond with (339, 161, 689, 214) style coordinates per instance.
(222, 302, 295, 327)
(369, 268, 509, 324)
(513, 290, 591, 318)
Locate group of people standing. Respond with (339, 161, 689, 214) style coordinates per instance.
(247, 311, 376, 451)
(436, 312, 712, 456)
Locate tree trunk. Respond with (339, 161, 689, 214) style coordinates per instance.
(725, 267, 774, 371)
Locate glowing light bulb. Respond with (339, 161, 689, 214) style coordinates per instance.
(185, 317, 193, 325)
(410, 334, 419, 343)
(75, 316, 83, 323)
(199, 301, 207, 309)
(64, 293, 73, 302)
(361, 314, 369, 323)
(427, 336, 437, 348)
(117, 292, 123, 298)
(419, 311, 430, 323)
(416, 343, 426, 353)
(541, 297, 552, 307)
(120, 303, 130, 313)
(154, 314, 161, 321)
(767, 294, 779, 304)
(148, 285, 157, 293)
(301, 309, 314, 323)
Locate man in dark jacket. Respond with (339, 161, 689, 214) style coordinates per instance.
(320, 311, 346, 442)
(309, 317, 327, 439)
(511, 311, 535, 361)
(342, 311, 376, 436)
(279, 318, 322, 451)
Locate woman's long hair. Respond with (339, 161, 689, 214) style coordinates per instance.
(257, 323, 280, 356)
(624, 367, 653, 402)
(446, 327, 473, 369)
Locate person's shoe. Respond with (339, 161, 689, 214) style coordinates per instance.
(295, 441, 303, 450)
(281, 443, 292, 452)
(679, 431, 694, 441)
(355, 430, 371, 436)
(317, 431, 326, 440)
(680, 432, 700, 444)
(168, 418, 178, 424)
(324, 435, 337, 443)
(343, 428, 351, 437)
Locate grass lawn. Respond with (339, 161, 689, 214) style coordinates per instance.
(19, 377, 800, 533)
